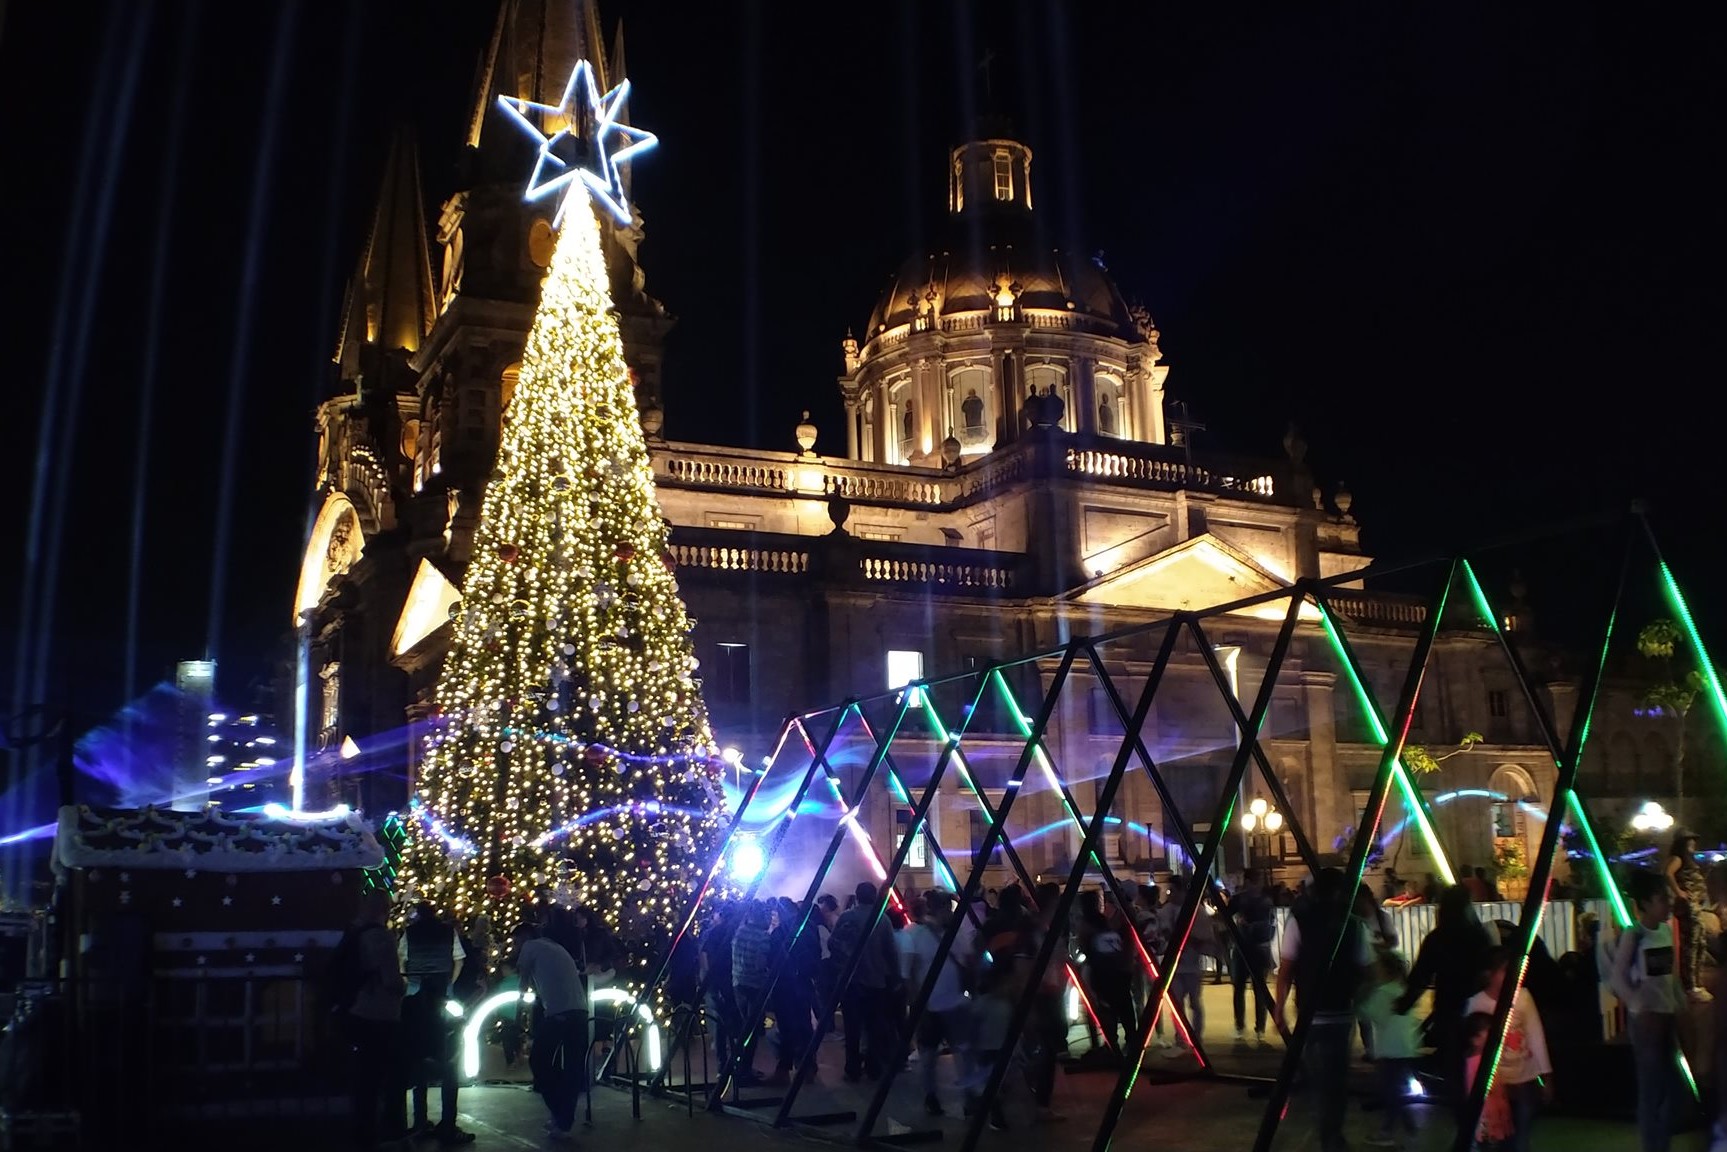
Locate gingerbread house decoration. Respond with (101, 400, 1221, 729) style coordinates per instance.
(52, 805, 386, 1121)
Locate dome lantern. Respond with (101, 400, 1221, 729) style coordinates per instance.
(950, 138, 1033, 217)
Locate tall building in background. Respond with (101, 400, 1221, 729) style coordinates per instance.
(171, 660, 216, 812)
(294, 0, 1665, 893)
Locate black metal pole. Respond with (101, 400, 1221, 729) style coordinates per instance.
(765, 691, 961, 1129)
(646, 709, 840, 1093)
(848, 653, 1178, 1140)
(1087, 593, 1306, 1152)
(954, 626, 1179, 1152)
(1190, 628, 1323, 875)
(1087, 650, 1292, 1046)
(601, 735, 778, 1084)
(707, 694, 914, 1111)
(994, 636, 1217, 1067)
(1453, 530, 1633, 1152)
(1251, 560, 1458, 1152)
(1314, 594, 1456, 883)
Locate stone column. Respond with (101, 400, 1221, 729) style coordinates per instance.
(1075, 358, 1097, 434)
(1302, 670, 1345, 860)
(917, 357, 941, 459)
(873, 381, 889, 464)
(844, 401, 859, 460)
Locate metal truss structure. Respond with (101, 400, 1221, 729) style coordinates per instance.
(604, 509, 1725, 1152)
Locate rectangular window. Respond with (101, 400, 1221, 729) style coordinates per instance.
(993, 152, 1013, 201)
(708, 517, 757, 531)
(711, 643, 752, 706)
(1087, 685, 1117, 732)
(1488, 689, 1508, 719)
(969, 806, 1003, 866)
(857, 526, 902, 542)
(895, 808, 930, 869)
(887, 649, 925, 707)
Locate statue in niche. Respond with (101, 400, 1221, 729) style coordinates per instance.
(1098, 392, 1118, 435)
(961, 389, 985, 435)
(903, 400, 915, 444)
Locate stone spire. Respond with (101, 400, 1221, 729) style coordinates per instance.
(464, 0, 612, 157)
(334, 127, 436, 384)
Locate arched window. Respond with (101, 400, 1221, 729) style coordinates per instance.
(949, 364, 993, 452)
(1487, 764, 1538, 855)
(1024, 363, 1074, 432)
(1094, 371, 1126, 438)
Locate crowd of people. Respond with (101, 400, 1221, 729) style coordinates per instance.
(685, 869, 1288, 1126)
(332, 889, 618, 1149)
(326, 829, 1727, 1152)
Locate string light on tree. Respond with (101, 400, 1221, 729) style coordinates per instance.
(398, 59, 727, 978)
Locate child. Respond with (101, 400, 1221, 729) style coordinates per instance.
(1462, 1012, 1514, 1149)
(1610, 869, 1683, 1152)
(1463, 948, 1552, 1152)
(1357, 950, 1422, 1148)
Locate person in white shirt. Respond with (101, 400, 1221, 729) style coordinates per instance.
(903, 890, 976, 1117)
(1611, 870, 1683, 1152)
(512, 923, 588, 1141)
(1464, 947, 1552, 1152)
(1356, 949, 1422, 1148)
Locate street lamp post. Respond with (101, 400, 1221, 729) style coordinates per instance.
(1631, 801, 1674, 836)
(1241, 797, 1284, 870)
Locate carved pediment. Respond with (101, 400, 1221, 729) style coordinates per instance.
(1068, 533, 1316, 620)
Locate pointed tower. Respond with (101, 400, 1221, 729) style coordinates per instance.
(293, 129, 437, 814)
(334, 127, 437, 398)
(431, 0, 672, 430)
(311, 125, 435, 528)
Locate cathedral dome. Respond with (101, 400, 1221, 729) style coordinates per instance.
(840, 134, 1169, 467)
(866, 238, 1136, 340)
(864, 136, 1136, 342)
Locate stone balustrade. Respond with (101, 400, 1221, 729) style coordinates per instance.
(858, 552, 1016, 589)
(664, 456, 792, 492)
(1064, 443, 1278, 498)
(669, 537, 810, 574)
(1323, 592, 1431, 628)
(653, 430, 1296, 510)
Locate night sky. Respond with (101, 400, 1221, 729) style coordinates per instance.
(2, 0, 1723, 720)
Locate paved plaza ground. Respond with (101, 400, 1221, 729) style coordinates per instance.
(450, 980, 1702, 1151)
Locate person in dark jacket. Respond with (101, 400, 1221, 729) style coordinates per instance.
(1394, 884, 1494, 1103)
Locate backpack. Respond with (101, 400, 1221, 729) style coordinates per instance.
(827, 909, 866, 967)
(324, 923, 384, 1014)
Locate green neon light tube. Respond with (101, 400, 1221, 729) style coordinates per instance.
(1657, 560, 1727, 733)
(1315, 604, 1456, 885)
(1459, 561, 1628, 927)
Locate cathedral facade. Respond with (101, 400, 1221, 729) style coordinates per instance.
(294, 1, 1666, 898)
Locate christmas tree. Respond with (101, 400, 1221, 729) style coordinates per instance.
(399, 74, 725, 974)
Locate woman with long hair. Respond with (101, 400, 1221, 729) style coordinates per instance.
(1664, 829, 1712, 1002)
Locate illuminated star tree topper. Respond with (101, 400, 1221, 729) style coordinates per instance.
(497, 58, 656, 228)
